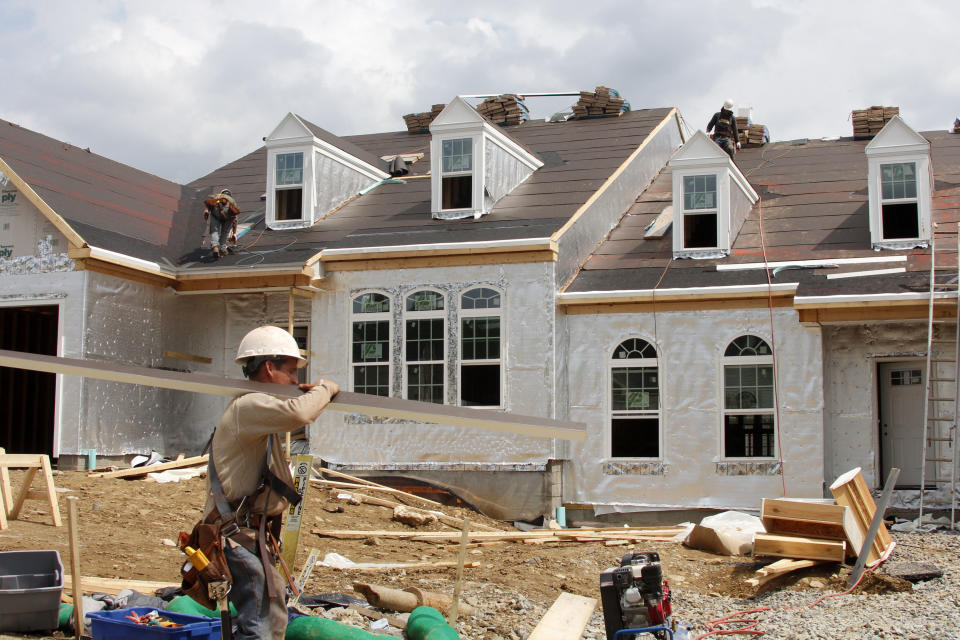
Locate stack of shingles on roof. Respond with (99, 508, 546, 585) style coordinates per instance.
(476, 94, 528, 126)
(735, 115, 770, 148)
(571, 86, 626, 118)
(402, 104, 446, 133)
(851, 106, 899, 139)
(953, 118, 960, 134)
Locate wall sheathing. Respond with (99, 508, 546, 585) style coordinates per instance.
(555, 115, 683, 288)
(564, 306, 824, 511)
(314, 152, 375, 218)
(822, 322, 928, 489)
(310, 261, 557, 466)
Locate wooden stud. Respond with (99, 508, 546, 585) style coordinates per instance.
(527, 592, 598, 640)
(41, 455, 62, 527)
(448, 519, 470, 624)
(93, 455, 208, 479)
(0, 448, 13, 514)
(63, 575, 176, 596)
(316, 466, 445, 506)
(66, 496, 82, 640)
(752, 533, 846, 562)
(0, 349, 587, 442)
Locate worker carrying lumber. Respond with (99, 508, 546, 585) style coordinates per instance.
(707, 98, 741, 159)
(203, 188, 240, 259)
(190, 326, 340, 640)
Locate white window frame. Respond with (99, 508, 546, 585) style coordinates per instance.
(457, 286, 503, 408)
(720, 334, 776, 460)
(671, 168, 729, 257)
(679, 172, 722, 251)
(431, 132, 483, 216)
(266, 146, 312, 227)
(877, 160, 922, 242)
(349, 291, 392, 397)
(608, 337, 662, 460)
(403, 288, 447, 404)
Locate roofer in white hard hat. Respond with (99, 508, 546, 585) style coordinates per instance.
(188, 326, 339, 640)
(707, 98, 741, 160)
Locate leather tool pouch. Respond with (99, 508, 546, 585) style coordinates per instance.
(180, 520, 232, 610)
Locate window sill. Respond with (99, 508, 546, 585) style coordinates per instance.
(872, 238, 928, 251)
(603, 460, 666, 476)
(674, 248, 728, 260)
(715, 460, 781, 476)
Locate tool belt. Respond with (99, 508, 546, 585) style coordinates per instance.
(181, 432, 301, 603)
(180, 519, 232, 610)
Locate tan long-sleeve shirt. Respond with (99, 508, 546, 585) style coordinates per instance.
(203, 384, 332, 519)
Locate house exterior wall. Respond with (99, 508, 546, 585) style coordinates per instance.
(309, 261, 557, 467)
(563, 306, 824, 511)
(822, 322, 928, 489)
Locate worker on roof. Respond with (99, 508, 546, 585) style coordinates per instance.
(707, 98, 741, 160)
(203, 188, 240, 259)
(203, 326, 339, 640)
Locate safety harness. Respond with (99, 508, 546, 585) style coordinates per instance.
(205, 433, 301, 599)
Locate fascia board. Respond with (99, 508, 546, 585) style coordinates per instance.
(558, 282, 797, 304)
(86, 246, 176, 277)
(175, 264, 312, 279)
(865, 145, 929, 158)
(322, 237, 556, 259)
(793, 291, 952, 309)
(481, 122, 543, 170)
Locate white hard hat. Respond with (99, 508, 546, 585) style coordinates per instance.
(723, 98, 734, 110)
(235, 326, 306, 367)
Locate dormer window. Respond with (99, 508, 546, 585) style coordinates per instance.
(441, 137, 474, 210)
(879, 162, 918, 239)
(669, 130, 758, 259)
(264, 113, 389, 230)
(275, 152, 304, 220)
(429, 97, 542, 220)
(865, 115, 931, 250)
(682, 174, 718, 249)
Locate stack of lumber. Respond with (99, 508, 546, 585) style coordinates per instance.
(476, 94, 529, 126)
(744, 124, 770, 147)
(403, 104, 445, 133)
(311, 525, 689, 546)
(748, 468, 894, 586)
(571, 86, 627, 119)
(852, 106, 899, 139)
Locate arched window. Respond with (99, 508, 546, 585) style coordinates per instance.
(404, 289, 445, 403)
(350, 292, 391, 396)
(610, 338, 660, 458)
(723, 335, 775, 458)
(459, 287, 502, 407)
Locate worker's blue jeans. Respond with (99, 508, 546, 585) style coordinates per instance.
(223, 541, 287, 640)
(209, 214, 231, 252)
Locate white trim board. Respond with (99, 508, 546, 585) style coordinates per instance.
(558, 282, 797, 304)
(825, 268, 906, 280)
(321, 237, 555, 257)
(0, 349, 586, 442)
(716, 256, 907, 271)
(794, 291, 954, 308)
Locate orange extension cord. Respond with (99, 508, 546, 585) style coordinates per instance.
(690, 565, 878, 639)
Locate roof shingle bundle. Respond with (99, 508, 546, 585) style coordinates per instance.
(735, 117, 770, 147)
(476, 94, 529, 126)
(852, 106, 899, 139)
(571, 86, 627, 119)
(402, 104, 446, 133)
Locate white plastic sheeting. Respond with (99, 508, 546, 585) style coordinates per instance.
(314, 151, 375, 218)
(310, 261, 557, 465)
(563, 306, 824, 511)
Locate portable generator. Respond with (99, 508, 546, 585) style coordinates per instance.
(600, 551, 686, 640)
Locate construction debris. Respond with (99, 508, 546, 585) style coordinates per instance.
(527, 592, 597, 640)
(353, 581, 477, 617)
(830, 467, 894, 564)
(571, 86, 628, 119)
(852, 106, 900, 139)
(476, 94, 529, 126)
(684, 511, 763, 555)
(403, 104, 445, 133)
(392, 504, 438, 527)
(745, 558, 823, 588)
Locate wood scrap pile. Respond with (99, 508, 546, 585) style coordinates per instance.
(476, 94, 529, 126)
(403, 104, 445, 133)
(748, 467, 894, 586)
(852, 105, 899, 139)
(571, 86, 627, 119)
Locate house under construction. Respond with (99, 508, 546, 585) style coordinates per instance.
(1, 93, 958, 520)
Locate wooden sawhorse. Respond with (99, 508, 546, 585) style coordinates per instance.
(0, 448, 62, 530)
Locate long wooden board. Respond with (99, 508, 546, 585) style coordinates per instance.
(0, 349, 586, 442)
(753, 533, 846, 562)
(63, 574, 176, 595)
(761, 498, 863, 558)
(312, 527, 689, 542)
(829, 467, 893, 564)
(527, 592, 597, 640)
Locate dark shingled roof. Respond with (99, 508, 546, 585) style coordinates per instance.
(184, 108, 675, 268)
(0, 118, 201, 263)
(567, 131, 960, 297)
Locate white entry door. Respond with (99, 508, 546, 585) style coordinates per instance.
(879, 362, 933, 487)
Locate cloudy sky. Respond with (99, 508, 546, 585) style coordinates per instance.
(2, 1, 955, 183)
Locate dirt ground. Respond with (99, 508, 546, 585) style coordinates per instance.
(0, 469, 908, 637)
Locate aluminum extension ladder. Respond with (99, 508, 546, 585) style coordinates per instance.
(919, 222, 960, 527)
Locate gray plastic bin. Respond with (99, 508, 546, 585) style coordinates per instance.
(0, 550, 64, 632)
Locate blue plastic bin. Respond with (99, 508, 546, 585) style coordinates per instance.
(88, 607, 221, 640)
